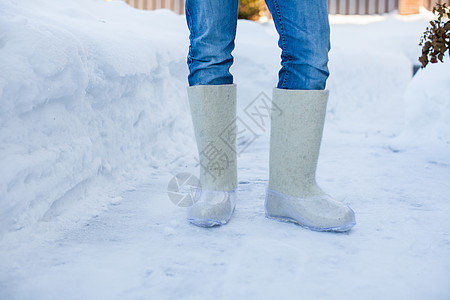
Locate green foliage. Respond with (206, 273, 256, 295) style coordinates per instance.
(419, 3, 450, 68)
(238, 0, 263, 20)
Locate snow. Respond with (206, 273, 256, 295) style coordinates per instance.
(0, 0, 194, 235)
(1, 0, 449, 299)
(403, 62, 450, 144)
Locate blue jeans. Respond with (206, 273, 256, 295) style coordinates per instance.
(185, 0, 330, 90)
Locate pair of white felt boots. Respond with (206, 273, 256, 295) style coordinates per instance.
(187, 84, 356, 232)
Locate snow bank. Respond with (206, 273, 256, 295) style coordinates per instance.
(403, 61, 450, 144)
(326, 14, 432, 128)
(0, 0, 194, 235)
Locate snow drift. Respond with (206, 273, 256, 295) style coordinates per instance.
(403, 61, 450, 144)
(0, 0, 194, 236)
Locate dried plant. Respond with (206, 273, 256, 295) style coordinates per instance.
(419, 3, 450, 68)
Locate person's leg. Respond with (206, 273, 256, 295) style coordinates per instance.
(185, 0, 239, 227)
(264, 0, 356, 231)
(185, 0, 239, 86)
(264, 0, 330, 90)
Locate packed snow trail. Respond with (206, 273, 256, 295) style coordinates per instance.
(1, 131, 449, 299)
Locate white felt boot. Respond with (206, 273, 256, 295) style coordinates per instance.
(265, 88, 356, 232)
(187, 84, 237, 227)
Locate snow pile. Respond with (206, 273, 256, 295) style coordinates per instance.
(403, 61, 450, 144)
(326, 14, 431, 128)
(0, 0, 194, 235)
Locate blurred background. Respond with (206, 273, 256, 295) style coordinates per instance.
(117, 0, 450, 19)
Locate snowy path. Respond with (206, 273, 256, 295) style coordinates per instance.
(2, 127, 449, 299)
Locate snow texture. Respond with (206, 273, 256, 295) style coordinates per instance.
(0, 1, 449, 299)
(0, 0, 194, 235)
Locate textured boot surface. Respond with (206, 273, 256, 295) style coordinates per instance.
(187, 84, 238, 227)
(266, 88, 356, 232)
(188, 189, 237, 227)
(265, 189, 355, 232)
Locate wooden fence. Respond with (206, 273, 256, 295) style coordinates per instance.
(124, 0, 185, 14)
(328, 0, 398, 14)
(123, 0, 448, 15)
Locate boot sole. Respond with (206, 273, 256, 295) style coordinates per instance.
(266, 213, 356, 232)
(188, 206, 236, 228)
